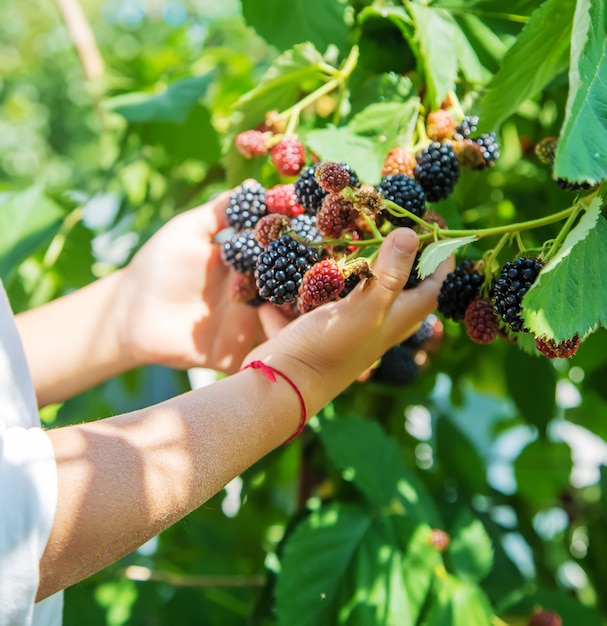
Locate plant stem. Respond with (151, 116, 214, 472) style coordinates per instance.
(542, 203, 583, 261)
(383, 199, 433, 231)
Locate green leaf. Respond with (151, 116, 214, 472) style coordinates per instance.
(408, 5, 459, 109)
(422, 575, 495, 626)
(241, 0, 348, 53)
(0, 187, 63, 280)
(522, 200, 607, 341)
(276, 503, 440, 626)
(318, 416, 439, 523)
(417, 236, 478, 279)
(505, 345, 556, 434)
(435, 418, 487, 495)
(349, 99, 419, 147)
(514, 440, 572, 506)
(106, 74, 215, 124)
(554, 0, 607, 184)
(275, 503, 370, 626)
(305, 126, 382, 185)
(478, 0, 575, 129)
(448, 509, 494, 583)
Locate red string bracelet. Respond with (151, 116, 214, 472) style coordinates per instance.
(241, 360, 307, 444)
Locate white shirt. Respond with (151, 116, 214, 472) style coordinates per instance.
(0, 282, 63, 625)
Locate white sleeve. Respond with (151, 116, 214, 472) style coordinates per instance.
(0, 425, 59, 626)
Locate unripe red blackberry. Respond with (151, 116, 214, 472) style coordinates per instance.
(316, 193, 357, 238)
(437, 259, 484, 322)
(535, 334, 581, 359)
(226, 182, 267, 231)
(414, 142, 460, 202)
(295, 162, 359, 214)
(377, 174, 427, 228)
(428, 528, 450, 551)
(298, 259, 345, 310)
(255, 234, 320, 305)
(221, 229, 263, 276)
(492, 256, 544, 333)
(528, 608, 562, 626)
(266, 183, 304, 217)
(426, 109, 457, 142)
(270, 136, 305, 177)
(254, 214, 290, 247)
(381, 147, 417, 178)
(314, 162, 351, 193)
(373, 343, 420, 386)
(464, 299, 499, 344)
(451, 138, 487, 169)
(235, 129, 268, 158)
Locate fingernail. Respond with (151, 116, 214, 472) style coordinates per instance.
(391, 230, 418, 255)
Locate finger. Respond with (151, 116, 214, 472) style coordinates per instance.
(257, 303, 293, 339)
(364, 228, 419, 306)
(386, 256, 453, 345)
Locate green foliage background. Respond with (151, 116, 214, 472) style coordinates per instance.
(1, 0, 607, 624)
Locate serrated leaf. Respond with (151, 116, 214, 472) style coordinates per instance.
(514, 440, 572, 506)
(448, 510, 494, 583)
(522, 200, 607, 341)
(0, 187, 63, 280)
(408, 5, 459, 109)
(505, 346, 556, 434)
(275, 503, 371, 626)
(276, 503, 440, 626)
(242, 0, 348, 53)
(106, 74, 215, 123)
(478, 0, 575, 129)
(417, 236, 478, 279)
(554, 0, 607, 184)
(305, 127, 382, 185)
(318, 417, 439, 524)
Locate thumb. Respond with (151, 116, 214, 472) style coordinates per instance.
(369, 228, 419, 303)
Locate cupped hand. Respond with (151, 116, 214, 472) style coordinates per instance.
(116, 189, 266, 373)
(244, 228, 453, 417)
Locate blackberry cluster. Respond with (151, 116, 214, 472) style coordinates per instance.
(294, 163, 360, 214)
(226, 182, 268, 231)
(289, 213, 322, 243)
(473, 132, 500, 169)
(453, 115, 479, 140)
(414, 142, 460, 202)
(221, 230, 263, 276)
(437, 260, 484, 322)
(255, 235, 320, 305)
(373, 344, 419, 386)
(377, 174, 426, 227)
(294, 165, 327, 214)
(492, 256, 544, 332)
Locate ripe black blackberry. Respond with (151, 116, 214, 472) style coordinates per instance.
(377, 174, 426, 228)
(437, 259, 484, 321)
(404, 252, 423, 290)
(226, 182, 268, 231)
(255, 234, 320, 305)
(414, 142, 460, 202)
(221, 230, 263, 276)
(472, 133, 500, 169)
(453, 115, 479, 140)
(294, 163, 360, 215)
(404, 315, 437, 349)
(288, 213, 322, 243)
(373, 344, 419, 386)
(554, 177, 595, 192)
(492, 256, 544, 333)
